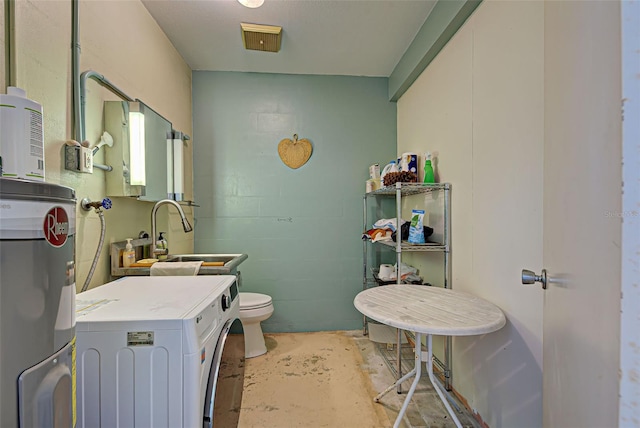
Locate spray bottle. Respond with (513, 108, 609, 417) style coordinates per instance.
(423, 152, 435, 184)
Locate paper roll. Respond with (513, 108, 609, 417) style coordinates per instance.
(399, 153, 418, 175)
(379, 264, 395, 279)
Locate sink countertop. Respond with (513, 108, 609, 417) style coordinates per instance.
(112, 264, 240, 276)
(110, 239, 248, 277)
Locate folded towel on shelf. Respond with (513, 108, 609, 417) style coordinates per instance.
(150, 261, 203, 276)
(362, 228, 393, 242)
(372, 218, 406, 232)
(386, 262, 419, 281)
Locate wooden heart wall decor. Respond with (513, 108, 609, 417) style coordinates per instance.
(278, 134, 312, 169)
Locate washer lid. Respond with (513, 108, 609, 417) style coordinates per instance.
(76, 276, 236, 327)
(240, 292, 272, 310)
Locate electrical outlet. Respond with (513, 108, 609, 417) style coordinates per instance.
(80, 147, 93, 173)
(64, 145, 93, 174)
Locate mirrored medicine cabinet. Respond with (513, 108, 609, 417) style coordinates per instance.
(104, 100, 175, 202)
(64, 69, 190, 202)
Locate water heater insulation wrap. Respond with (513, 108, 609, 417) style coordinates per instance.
(0, 87, 45, 181)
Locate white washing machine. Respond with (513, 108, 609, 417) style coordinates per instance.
(75, 275, 244, 428)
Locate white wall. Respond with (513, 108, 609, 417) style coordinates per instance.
(3, 0, 193, 291)
(397, 1, 544, 426)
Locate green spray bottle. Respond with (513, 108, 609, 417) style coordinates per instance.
(423, 152, 435, 184)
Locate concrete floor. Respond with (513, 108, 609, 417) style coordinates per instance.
(238, 331, 478, 428)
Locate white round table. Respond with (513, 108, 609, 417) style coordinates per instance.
(354, 285, 506, 428)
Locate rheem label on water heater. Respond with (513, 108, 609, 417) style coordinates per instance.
(127, 331, 154, 346)
(43, 206, 69, 247)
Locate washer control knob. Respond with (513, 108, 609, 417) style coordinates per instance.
(221, 294, 230, 311)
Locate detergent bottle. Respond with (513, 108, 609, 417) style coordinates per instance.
(380, 160, 398, 187)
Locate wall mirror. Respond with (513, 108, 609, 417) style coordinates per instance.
(104, 100, 172, 201)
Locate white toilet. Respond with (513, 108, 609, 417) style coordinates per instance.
(238, 292, 274, 358)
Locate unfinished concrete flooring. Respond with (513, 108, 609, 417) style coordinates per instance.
(238, 331, 477, 428)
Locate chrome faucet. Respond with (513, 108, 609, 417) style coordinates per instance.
(150, 199, 193, 258)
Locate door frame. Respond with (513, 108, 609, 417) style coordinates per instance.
(619, 0, 640, 424)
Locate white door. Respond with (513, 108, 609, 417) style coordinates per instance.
(542, 1, 622, 427)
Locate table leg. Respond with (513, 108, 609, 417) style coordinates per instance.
(426, 334, 463, 428)
(373, 366, 417, 403)
(392, 332, 423, 428)
(396, 327, 403, 393)
(374, 333, 464, 428)
(373, 332, 423, 428)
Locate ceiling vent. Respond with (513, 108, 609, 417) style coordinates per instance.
(241, 23, 282, 53)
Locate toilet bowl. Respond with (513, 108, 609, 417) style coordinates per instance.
(238, 292, 274, 358)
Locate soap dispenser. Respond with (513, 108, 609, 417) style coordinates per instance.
(157, 232, 168, 260)
(122, 238, 136, 268)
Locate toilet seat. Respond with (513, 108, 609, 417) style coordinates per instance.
(240, 292, 273, 310)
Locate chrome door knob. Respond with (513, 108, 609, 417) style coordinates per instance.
(522, 269, 547, 289)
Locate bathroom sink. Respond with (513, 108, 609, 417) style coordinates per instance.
(166, 254, 244, 264)
(110, 237, 248, 277)
(165, 253, 248, 274)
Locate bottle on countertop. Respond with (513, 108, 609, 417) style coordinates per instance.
(157, 232, 168, 260)
(122, 238, 136, 268)
(423, 152, 435, 184)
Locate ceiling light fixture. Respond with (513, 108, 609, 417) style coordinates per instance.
(238, 0, 264, 8)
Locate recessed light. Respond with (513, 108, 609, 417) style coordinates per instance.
(238, 0, 264, 8)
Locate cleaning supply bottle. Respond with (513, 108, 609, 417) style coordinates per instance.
(122, 238, 136, 268)
(423, 152, 435, 184)
(157, 232, 168, 260)
(381, 160, 398, 187)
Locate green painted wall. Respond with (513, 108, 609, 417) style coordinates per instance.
(192, 72, 396, 332)
(389, 0, 482, 100)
